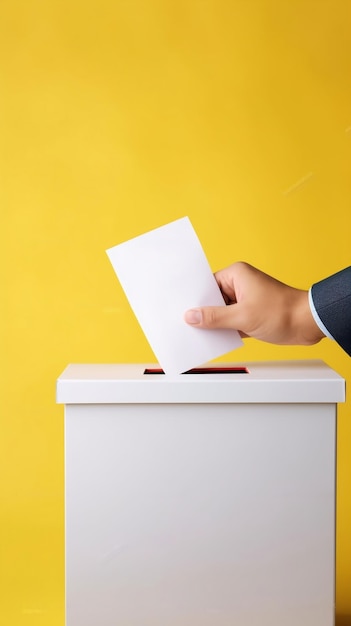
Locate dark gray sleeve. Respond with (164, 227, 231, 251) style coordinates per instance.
(311, 266, 351, 357)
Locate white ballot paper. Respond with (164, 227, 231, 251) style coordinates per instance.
(106, 217, 242, 376)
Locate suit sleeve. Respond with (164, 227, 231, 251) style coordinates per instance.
(311, 266, 351, 357)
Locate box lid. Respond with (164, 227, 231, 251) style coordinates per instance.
(56, 360, 345, 405)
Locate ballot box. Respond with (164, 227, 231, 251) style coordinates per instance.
(56, 360, 345, 626)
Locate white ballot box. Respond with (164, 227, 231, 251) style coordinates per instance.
(56, 360, 345, 626)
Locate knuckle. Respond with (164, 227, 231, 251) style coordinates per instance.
(203, 308, 217, 327)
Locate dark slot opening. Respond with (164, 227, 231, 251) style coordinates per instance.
(144, 366, 249, 375)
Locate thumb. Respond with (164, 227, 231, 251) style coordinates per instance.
(184, 304, 240, 330)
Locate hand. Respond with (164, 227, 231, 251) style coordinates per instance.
(184, 262, 325, 346)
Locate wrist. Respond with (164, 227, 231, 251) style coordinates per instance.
(294, 290, 325, 345)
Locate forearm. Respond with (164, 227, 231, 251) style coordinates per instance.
(310, 266, 351, 356)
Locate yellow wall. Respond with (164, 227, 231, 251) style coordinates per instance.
(1, 1, 350, 623)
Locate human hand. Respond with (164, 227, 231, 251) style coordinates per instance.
(184, 262, 325, 346)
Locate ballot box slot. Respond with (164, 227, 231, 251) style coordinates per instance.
(143, 367, 249, 375)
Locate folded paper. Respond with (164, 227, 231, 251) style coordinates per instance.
(106, 217, 242, 376)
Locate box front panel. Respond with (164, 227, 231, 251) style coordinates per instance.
(65, 402, 336, 626)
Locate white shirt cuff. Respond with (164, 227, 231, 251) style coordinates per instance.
(308, 288, 335, 341)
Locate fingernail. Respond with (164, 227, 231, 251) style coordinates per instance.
(185, 309, 202, 324)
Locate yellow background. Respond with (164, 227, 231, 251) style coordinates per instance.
(1, 0, 350, 623)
